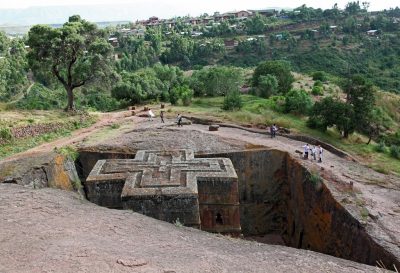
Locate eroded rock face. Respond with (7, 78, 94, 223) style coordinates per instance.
(0, 152, 81, 193)
(200, 149, 400, 270)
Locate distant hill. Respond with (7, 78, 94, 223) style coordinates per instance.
(0, 21, 130, 36)
(0, 4, 288, 27)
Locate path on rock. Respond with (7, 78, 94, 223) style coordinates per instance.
(0, 183, 376, 273)
(1, 110, 134, 163)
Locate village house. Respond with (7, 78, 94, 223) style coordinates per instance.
(224, 39, 239, 49)
(366, 29, 378, 36)
(227, 10, 252, 19)
(249, 9, 279, 17)
(108, 37, 119, 48)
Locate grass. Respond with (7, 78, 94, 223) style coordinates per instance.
(0, 110, 97, 159)
(56, 145, 80, 161)
(171, 94, 400, 176)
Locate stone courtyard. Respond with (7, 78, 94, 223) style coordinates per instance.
(85, 149, 241, 234)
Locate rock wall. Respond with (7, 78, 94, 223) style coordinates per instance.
(200, 149, 400, 269)
(77, 148, 399, 268)
(0, 152, 82, 194)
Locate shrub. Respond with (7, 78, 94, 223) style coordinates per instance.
(313, 80, 323, 87)
(284, 89, 313, 115)
(306, 116, 327, 131)
(312, 71, 328, 82)
(169, 88, 180, 105)
(257, 74, 279, 98)
(252, 60, 294, 94)
(57, 146, 79, 161)
(309, 171, 322, 187)
(390, 145, 400, 159)
(82, 92, 120, 112)
(222, 90, 243, 111)
(311, 85, 324, 96)
(0, 127, 13, 141)
(176, 85, 194, 106)
(374, 141, 387, 153)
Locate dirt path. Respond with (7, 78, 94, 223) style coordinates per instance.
(1, 110, 134, 163)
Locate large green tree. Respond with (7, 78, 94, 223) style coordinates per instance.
(0, 32, 29, 100)
(27, 15, 114, 110)
(252, 60, 294, 94)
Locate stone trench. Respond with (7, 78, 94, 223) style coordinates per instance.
(76, 148, 400, 270)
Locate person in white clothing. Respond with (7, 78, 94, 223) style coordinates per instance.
(311, 145, 317, 160)
(303, 144, 310, 159)
(148, 108, 155, 121)
(318, 145, 323, 163)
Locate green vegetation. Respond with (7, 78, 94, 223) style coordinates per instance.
(171, 94, 400, 175)
(252, 60, 294, 94)
(309, 171, 323, 186)
(27, 15, 114, 110)
(0, 111, 96, 159)
(1, 4, 400, 173)
(57, 145, 79, 161)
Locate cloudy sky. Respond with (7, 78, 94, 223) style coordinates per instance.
(1, 0, 399, 11)
(0, 0, 398, 25)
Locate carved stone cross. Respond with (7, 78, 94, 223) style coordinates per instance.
(85, 149, 241, 234)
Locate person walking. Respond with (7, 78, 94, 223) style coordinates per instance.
(318, 145, 323, 163)
(270, 125, 274, 138)
(272, 124, 277, 138)
(303, 144, 310, 159)
(177, 113, 183, 127)
(160, 110, 165, 123)
(148, 108, 155, 121)
(311, 145, 317, 161)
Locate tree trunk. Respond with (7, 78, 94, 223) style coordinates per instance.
(65, 86, 74, 111)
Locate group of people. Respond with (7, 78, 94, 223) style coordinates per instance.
(147, 109, 183, 126)
(303, 144, 323, 163)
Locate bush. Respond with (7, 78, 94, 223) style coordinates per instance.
(257, 74, 279, 98)
(177, 85, 194, 106)
(313, 80, 323, 87)
(82, 92, 120, 112)
(222, 90, 243, 111)
(374, 141, 387, 153)
(0, 127, 13, 141)
(306, 116, 327, 131)
(312, 71, 328, 82)
(15, 84, 65, 110)
(311, 85, 324, 96)
(284, 89, 313, 115)
(390, 145, 400, 159)
(252, 60, 294, 94)
(169, 88, 180, 105)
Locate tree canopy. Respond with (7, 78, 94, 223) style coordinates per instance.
(252, 60, 294, 94)
(27, 15, 114, 110)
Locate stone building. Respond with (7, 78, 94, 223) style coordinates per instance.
(85, 149, 241, 234)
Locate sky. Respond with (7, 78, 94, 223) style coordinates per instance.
(1, 0, 399, 11)
(0, 0, 399, 26)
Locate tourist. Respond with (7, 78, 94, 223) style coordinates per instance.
(318, 145, 323, 163)
(303, 144, 310, 159)
(311, 145, 317, 161)
(272, 124, 277, 138)
(148, 108, 155, 121)
(177, 113, 183, 127)
(160, 110, 165, 123)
